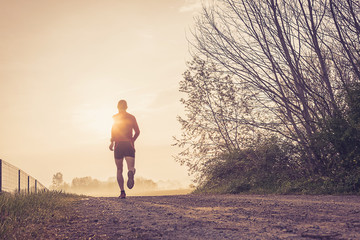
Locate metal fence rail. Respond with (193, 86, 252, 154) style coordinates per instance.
(0, 159, 47, 193)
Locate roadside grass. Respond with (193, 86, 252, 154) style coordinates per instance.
(0, 190, 81, 239)
(193, 177, 360, 195)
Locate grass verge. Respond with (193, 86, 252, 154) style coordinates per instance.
(193, 177, 360, 195)
(0, 190, 81, 239)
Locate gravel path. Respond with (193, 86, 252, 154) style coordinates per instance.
(47, 194, 360, 239)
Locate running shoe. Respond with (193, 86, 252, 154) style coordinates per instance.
(119, 190, 126, 199)
(127, 170, 135, 189)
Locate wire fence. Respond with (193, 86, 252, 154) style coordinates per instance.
(0, 159, 47, 193)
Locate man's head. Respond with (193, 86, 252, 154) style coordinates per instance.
(117, 100, 128, 111)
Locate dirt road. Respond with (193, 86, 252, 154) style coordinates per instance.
(46, 194, 360, 239)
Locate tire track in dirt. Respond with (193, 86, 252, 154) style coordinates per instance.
(46, 194, 360, 239)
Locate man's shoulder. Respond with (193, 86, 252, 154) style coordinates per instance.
(112, 113, 122, 120)
(126, 112, 136, 120)
(113, 112, 136, 120)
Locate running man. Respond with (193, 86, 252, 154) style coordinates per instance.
(109, 100, 140, 199)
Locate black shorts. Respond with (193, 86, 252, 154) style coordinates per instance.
(114, 141, 135, 159)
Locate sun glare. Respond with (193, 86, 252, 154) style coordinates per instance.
(72, 105, 114, 138)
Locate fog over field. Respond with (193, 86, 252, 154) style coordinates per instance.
(51, 174, 193, 197)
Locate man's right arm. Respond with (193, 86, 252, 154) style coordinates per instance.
(109, 140, 115, 151)
(109, 125, 115, 151)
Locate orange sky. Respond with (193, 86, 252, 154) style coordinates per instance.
(0, 0, 202, 189)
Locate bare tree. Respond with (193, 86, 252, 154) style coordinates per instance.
(327, 0, 360, 89)
(190, 0, 360, 175)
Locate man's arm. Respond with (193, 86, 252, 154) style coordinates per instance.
(109, 125, 115, 151)
(132, 117, 140, 143)
(109, 139, 115, 151)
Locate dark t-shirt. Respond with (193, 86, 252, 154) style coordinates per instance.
(111, 112, 140, 142)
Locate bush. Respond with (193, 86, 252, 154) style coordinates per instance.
(307, 83, 360, 193)
(195, 137, 301, 194)
(194, 84, 360, 195)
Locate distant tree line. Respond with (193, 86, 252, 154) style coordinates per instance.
(175, 0, 360, 193)
(50, 172, 158, 195)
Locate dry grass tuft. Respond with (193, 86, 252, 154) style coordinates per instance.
(0, 190, 81, 239)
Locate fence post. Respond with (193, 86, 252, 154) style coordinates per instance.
(18, 170, 21, 193)
(0, 159, 2, 193)
(35, 179, 37, 193)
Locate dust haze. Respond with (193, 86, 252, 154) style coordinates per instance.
(50, 173, 193, 197)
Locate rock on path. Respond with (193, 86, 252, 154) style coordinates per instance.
(48, 194, 360, 239)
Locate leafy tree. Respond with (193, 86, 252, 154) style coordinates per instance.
(71, 176, 100, 189)
(174, 56, 266, 181)
(51, 172, 64, 189)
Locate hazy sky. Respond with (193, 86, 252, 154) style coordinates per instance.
(0, 0, 203, 190)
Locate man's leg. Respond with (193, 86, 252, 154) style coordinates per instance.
(125, 156, 135, 173)
(115, 158, 124, 191)
(125, 156, 135, 189)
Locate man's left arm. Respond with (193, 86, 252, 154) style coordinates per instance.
(132, 117, 140, 144)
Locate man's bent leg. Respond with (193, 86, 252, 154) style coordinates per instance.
(125, 156, 135, 189)
(115, 158, 125, 191)
(125, 156, 135, 173)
